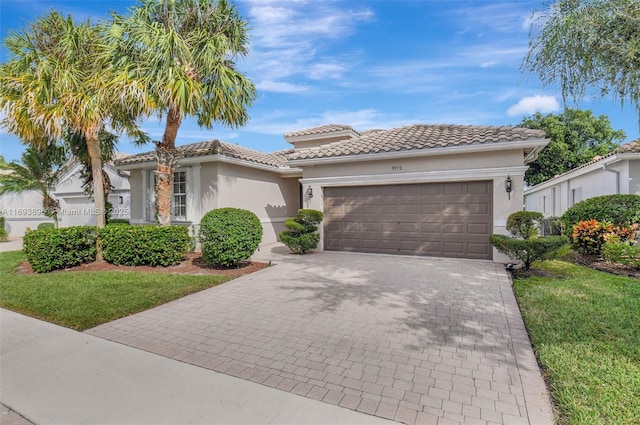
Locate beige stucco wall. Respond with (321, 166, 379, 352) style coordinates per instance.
(215, 162, 300, 243)
(629, 159, 640, 194)
(1, 164, 131, 237)
(298, 148, 529, 262)
(0, 190, 51, 237)
(129, 170, 145, 223)
(524, 159, 633, 218)
(302, 150, 523, 179)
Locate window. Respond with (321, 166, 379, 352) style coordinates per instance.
(173, 171, 187, 220)
(571, 187, 582, 206)
(146, 170, 188, 221)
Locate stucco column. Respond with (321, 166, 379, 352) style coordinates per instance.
(188, 165, 202, 224)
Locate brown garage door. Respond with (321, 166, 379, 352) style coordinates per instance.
(324, 181, 493, 260)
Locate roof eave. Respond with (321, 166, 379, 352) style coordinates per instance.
(287, 138, 550, 166)
(524, 153, 640, 194)
(116, 153, 301, 175)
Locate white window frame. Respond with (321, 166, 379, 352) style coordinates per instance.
(145, 169, 188, 222)
(173, 170, 187, 221)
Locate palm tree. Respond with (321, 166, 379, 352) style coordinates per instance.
(0, 144, 68, 226)
(110, 0, 256, 225)
(66, 130, 122, 223)
(0, 11, 150, 259)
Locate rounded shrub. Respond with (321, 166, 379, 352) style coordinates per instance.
(199, 208, 262, 267)
(561, 194, 640, 233)
(37, 222, 55, 230)
(506, 211, 543, 239)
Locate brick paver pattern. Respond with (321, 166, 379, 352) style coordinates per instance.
(88, 253, 538, 425)
(1, 403, 34, 425)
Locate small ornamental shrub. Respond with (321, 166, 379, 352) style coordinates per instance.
(602, 237, 640, 270)
(490, 234, 567, 271)
(570, 220, 636, 256)
(100, 224, 190, 266)
(491, 210, 568, 270)
(0, 216, 7, 242)
(37, 222, 55, 230)
(199, 208, 262, 267)
(539, 216, 563, 236)
(23, 226, 97, 273)
(279, 209, 324, 254)
(561, 194, 640, 233)
(506, 211, 543, 239)
(571, 219, 613, 255)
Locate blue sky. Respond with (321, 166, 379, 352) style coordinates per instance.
(1, 0, 637, 163)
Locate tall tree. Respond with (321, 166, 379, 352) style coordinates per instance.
(110, 0, 256, 226)
(0, 144, 68, 225)
(66, 130, 119, 223)
(0, 11, 149, 259)
(520, 108, 626, 186)
(524, 0, 640, 120)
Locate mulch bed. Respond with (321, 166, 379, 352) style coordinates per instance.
(571, 252, 640, 279)
(16, 252, 269, 277)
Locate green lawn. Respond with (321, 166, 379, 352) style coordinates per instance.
(0, 250, 228, 330)
(513, 261, 640, 425)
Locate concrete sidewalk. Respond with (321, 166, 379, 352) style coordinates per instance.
(0, 309, 395, 425)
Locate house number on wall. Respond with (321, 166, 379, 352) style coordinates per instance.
(392, 165, 403, 171)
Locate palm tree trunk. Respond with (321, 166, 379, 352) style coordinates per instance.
(156, 107, 181, 226)
(86, 128, 106, 261)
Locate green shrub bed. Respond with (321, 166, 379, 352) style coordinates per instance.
(23, 226, 97, 273)
(561, 194, 640, 232)
(99, 224, 190, 267)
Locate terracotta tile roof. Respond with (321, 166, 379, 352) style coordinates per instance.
(288, 124, 547, 160)
(284, 124, 357, 138)
(115, 140, 292, 168)
(615, 140, 639, 153)
(526, 139, 640, 189)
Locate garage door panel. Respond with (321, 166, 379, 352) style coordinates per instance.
(468, 223, 490, 234)
(324, 182, 492, 259)
(468, 182, 491, 194)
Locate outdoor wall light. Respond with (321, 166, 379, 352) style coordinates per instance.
(306, 185, 313, 199)
(505, 176, 513, 199)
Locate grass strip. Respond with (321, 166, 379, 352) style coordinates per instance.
(0, 251, 228, 330)
(513, 260, 640, 425)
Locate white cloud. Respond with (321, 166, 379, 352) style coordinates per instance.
(308, 62, 348, 80)
(245, 109, 417, 136)
(256, 80, 310, 94)
(507, 95, 560, 116)
(239, 0, 373, 91)
(451, 3, 538, 34)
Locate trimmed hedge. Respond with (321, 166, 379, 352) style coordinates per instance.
(23, 226, 97, 273)
(561, 195, 640, 232)
(99, 224, 190, 266)
(199, 208, 262, 267)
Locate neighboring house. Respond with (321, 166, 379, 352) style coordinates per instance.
(524, 140, 640, 218)
(117, 124, 548, 261)
(0, 160, 131, 237)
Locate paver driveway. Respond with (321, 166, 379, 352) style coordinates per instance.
(87, 250, 552, 425)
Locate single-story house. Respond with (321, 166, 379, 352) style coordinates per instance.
(524, 140, 640, 218)
(117, 123, 548, 261)
(1, 159, 131, 237)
